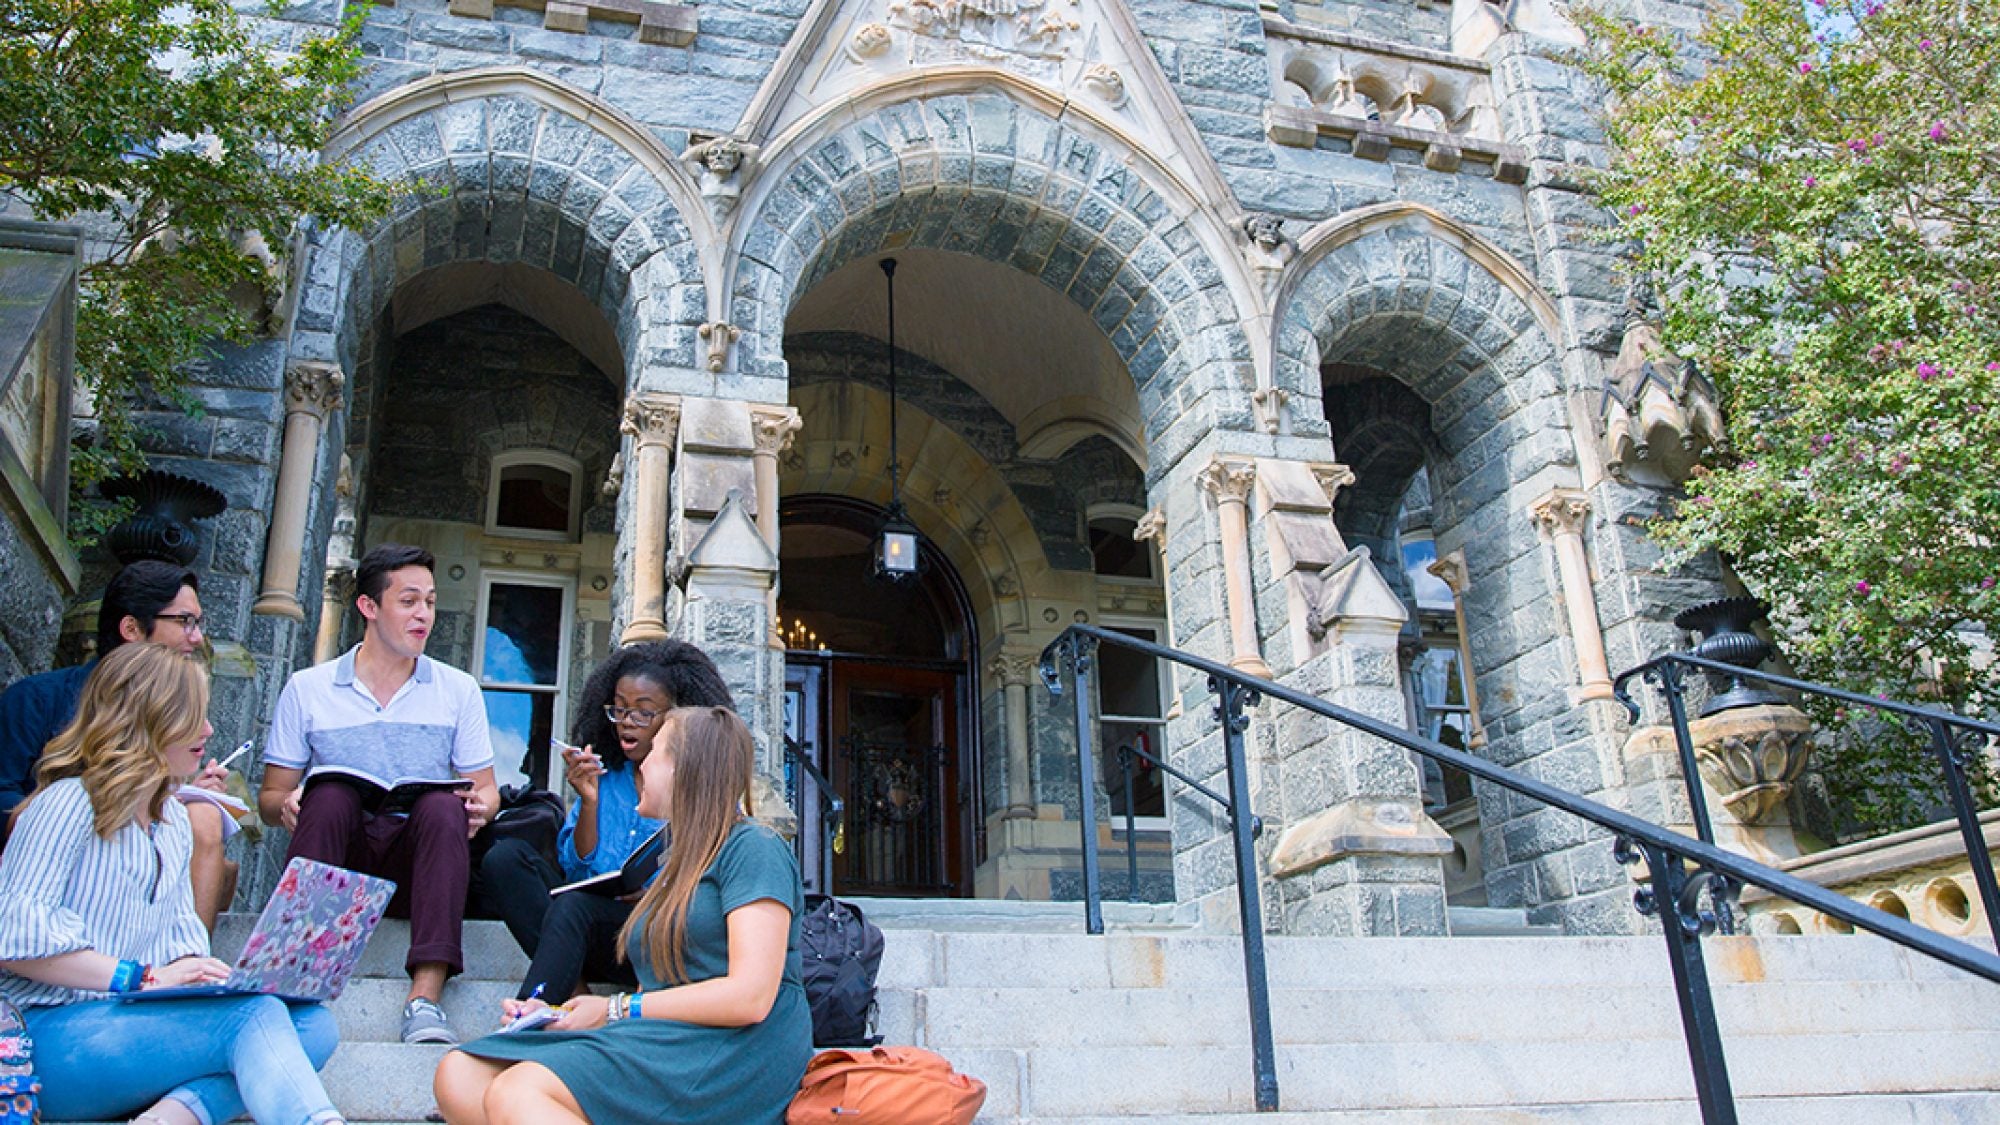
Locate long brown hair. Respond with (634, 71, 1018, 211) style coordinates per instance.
(28, 644, 209, 838)
(617, 705, 754, 983)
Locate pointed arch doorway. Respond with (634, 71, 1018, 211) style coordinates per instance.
(779, 495, 979, 898)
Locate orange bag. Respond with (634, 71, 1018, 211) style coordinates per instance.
(787, 1046, 987, 1124)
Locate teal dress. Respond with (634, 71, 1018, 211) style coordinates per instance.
(458, 823, 814, 1124)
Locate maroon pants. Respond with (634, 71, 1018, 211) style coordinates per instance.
(287, 779, 468, 976)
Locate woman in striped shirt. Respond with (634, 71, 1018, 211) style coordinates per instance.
(0, 644, 347, 1125)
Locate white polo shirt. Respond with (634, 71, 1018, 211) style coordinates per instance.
(265, 647, 494, 783)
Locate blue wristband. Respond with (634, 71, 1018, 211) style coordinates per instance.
(109, 959, 143, 993)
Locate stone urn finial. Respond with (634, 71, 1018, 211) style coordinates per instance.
(1674, 596, 1784, 715)
(100, 470, 227, 566)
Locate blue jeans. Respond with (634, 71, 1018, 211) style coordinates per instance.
(25, 994, 339, 1124)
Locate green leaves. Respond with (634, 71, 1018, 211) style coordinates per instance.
(0, 0, 395, 542)
(1582, 0, 2000, 833)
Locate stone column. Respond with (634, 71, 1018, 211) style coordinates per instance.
(1529, 488, 1614, 701)
(1426, 549, 1488, 749)
(620, 393, 681, 645)
(749, 405, 802, 649)
(1132, 508, 1184, 719)
(990, 650, 1038, 819)
(253, 362, 343, 620)
(313, 565, 354, 665)
(1198, 455, 1271, 678)
(748, 405, 801, 549)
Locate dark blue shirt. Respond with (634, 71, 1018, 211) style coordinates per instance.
(0, 662, 93, 818)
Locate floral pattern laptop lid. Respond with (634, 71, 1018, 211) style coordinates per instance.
(230, 857, 395, 1001)
(124, 856, 394, 1003)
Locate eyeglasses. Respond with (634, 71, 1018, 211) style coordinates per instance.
(603, 705, 664, 726)
(154, 613, 205, 634)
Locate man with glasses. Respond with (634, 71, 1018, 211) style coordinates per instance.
(0, 560, 240, 927)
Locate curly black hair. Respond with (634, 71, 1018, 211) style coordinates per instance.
(567, 639, 735, 772)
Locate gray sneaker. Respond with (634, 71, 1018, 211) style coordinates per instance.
(401, 998, 456, 1045)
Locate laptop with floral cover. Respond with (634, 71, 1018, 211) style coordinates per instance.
(124, 857, 395, 1003)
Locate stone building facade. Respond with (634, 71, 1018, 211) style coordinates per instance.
(14, 0, 1748, 933)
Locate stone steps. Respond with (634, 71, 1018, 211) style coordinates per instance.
(201, 915, 2000, 1122)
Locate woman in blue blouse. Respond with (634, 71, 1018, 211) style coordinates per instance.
(479, 640, 733, 1003)
(0, 643, 343, 1125)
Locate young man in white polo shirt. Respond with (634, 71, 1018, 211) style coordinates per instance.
(258, 543, 500, 1045)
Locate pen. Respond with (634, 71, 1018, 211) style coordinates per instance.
(213, 739, 254, 771)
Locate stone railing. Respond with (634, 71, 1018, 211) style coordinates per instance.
(439, 0, 697, 45)
(1263, 18, 1526, 181)
(1742, 809, 2000, 941)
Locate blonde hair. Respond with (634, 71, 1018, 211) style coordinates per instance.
(618, 706, 754, 984)
(29, 643, 210, 838)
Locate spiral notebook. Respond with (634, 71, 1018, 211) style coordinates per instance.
(122, 857, 395, 1003)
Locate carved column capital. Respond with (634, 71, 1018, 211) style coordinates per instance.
(1198, 455, 1258, 505)
(749, 405, 803, 458)
(284, 362, 345, 420)
(1311, 462, 1357, 507)
(621, 393, 683, 450)
(1427, 549, 1470, 596)
(1529, 487, 1592, 539)
(1132, 506, 1167, 545)
(989, 650, 1038, 687)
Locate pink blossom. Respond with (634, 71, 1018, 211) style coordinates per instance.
(1804, 175, 1818, 187)
(1888, 453, 1909, 473)
(1799, 61, 1815, 74)
(1986, 362, 2000, 371)
(1920, 38, 1934, 50)
(1627, 203, 1645, 216)
(1854, 580, 1872, 595)
(1741, 459, 1759, 469)
(1983, 577, 1997, 590)
(1930, 121, 1948, 141)
(1847, 138, 1868, 153)
(1917, 361, 1940, 380)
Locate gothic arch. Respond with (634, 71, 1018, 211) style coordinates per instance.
(289, 67, 706, 383)
(1276, 212, 1570, 474)
(781, 380, 1051, 643)
(729, 78, 1263, 455)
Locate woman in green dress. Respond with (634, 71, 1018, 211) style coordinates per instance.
(433, 706, 813, 1125)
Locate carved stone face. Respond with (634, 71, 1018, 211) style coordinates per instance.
(1244, 214, 1285, 249)
(703, 142, 742, 175)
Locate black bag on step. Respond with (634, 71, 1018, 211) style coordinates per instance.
(798, 894, 885, 1047)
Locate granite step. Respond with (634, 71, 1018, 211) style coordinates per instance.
(193, 911, 2000, 1122)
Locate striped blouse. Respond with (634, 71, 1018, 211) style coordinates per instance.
(0, 777, 209, 1007)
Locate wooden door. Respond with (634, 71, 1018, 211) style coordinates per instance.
(829, 662, 963, 897)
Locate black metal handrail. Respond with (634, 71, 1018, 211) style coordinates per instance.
(1039, 629, 1279, 1112)
(783, 736, 844, 893)
(1039, 624, 2000, 1122)
(1613, 650, 2000, 948)
(1113, 740, 1263, 904)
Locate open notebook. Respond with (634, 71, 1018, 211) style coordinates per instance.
(123, 857, 395, 1003)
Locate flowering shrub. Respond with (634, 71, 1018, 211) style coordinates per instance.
(0, 1, 397, 543)
(1582, 0, 2000, 833)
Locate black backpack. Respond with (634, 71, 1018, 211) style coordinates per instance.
(798, 894, 885, 1047)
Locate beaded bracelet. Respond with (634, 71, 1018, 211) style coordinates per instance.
(109, 959, 145, 993)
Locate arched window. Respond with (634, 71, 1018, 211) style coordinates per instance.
(486, 450, 581, 541)
(1087, 503, 1155, 581)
